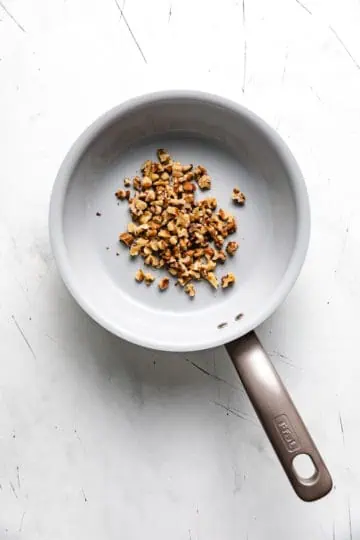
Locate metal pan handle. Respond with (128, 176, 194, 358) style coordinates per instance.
(226, 332, 332, 501)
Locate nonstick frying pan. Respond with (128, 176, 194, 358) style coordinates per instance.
(49, 91, 332, 501)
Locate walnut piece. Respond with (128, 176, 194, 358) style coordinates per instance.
(157, 148, 171, 164)
(207, 272, 219, 289)
(221, 273, 236, 288)
(119, 232, 134, 247)
(135, 269, 145, 282)
(226, 241, 239, 255)
(158, 277, 170, 291)
(115, 189, 130, 200)
(144, 272, 155, 285)
(184, 283, 196, 297)
(197, 175, 211, 190)
(232, 188, 246, 205)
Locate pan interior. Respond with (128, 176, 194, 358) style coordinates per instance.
(57, 96, 304, 350)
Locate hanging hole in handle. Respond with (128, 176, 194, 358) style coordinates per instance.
(292, 454, 318, 483)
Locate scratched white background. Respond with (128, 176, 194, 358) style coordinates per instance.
(0, 0, 359, 538)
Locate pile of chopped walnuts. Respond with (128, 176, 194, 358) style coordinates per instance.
(116, 149, 246, 298)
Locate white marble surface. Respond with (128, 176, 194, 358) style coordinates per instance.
(1, 0, 360, 537)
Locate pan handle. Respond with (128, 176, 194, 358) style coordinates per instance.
(226, 332, 332, 501)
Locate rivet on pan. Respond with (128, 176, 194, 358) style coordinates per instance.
(217, 322, 228, 329)
(235, 313, 244, 321)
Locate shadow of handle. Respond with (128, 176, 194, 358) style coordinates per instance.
(226, 331, 333, 502)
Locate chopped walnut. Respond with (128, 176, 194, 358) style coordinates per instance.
(183, 182, 196, 192)
(119, 232, 134, 247)
(226, 241, 239, 255)
(232, 188, 246, 205)
(135, 269, 145, 282)
(157, 148, 171, 164)
(115, 149, 242, 298)
(207, 272, 219, 289)
(197, 175, 211, 190)
(158, 277, 170, 291)
(213, 249, 227, 263)
(184, 283, 196, 297)
(115, 189, 130, 200)
(124, 178, 131, 187)
(133, 176, 142, 191)
(144, 272, 155, 285)
(142, 177, 153, 189)
(221, 273, 236, 288)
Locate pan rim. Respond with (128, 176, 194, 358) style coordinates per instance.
(49, 90, 310, 352)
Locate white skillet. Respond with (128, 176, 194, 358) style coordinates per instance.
(49, 91, 332, 501)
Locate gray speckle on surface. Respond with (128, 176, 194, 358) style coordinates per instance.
(218, 322, 228, 329)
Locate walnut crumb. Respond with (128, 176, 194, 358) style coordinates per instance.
(144, 272, 155, 285)
(124, 178, 131, 187)
(221, 273, 236, 288)
(119, 232, 134, 247)
(135, 269, 145, 282)
(226, 241, 239, 255)
(158, 277, 170, 291)
(197, 175, 211, 190)
(232, 188, 246, 205)
(115, 189, 131, 200)
(207, 272, 219, 289)
(184, 283, 196, 297)
(157, 148, 171, 164)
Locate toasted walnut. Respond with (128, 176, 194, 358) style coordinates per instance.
(144, 272, 155, 285)
(135, 269, 145, 282)
(192, 165, 205, 177)
(142, 176, 153, 189)
(184, 283, 196, 297)
(127, 222, 137, 234)
(207, 272, 219, 289)
(201, 197, 217, 210)
(144, 189, 156, 202)
(136, 237, 149, 246)
(158, 229, 171, 239)
(133, 176, 142, 191)
(157, 149, 171, 164)
(139, 211, 152, 225)
(150, 239, 159, 251)
(226, 241, 239, 255)
(115, 189, 130, 200)
(197, 175, 211, 190)
(218, 208, 230, 221)
(124, 178, 131, 187)
(119, 232, 134, 247)
(232, 188, 246, 205)
(183, 182, 196, 192)
(141, 160, 153, 177)
(146, 254, 162, 268)
(130, 243, 141, 256)
(158, 277, 170, 291)
(221, 273, 236, 288)
(135, 199, 147, 211)
(213, 249, 227, 263)
(169, 235, 178, 246)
